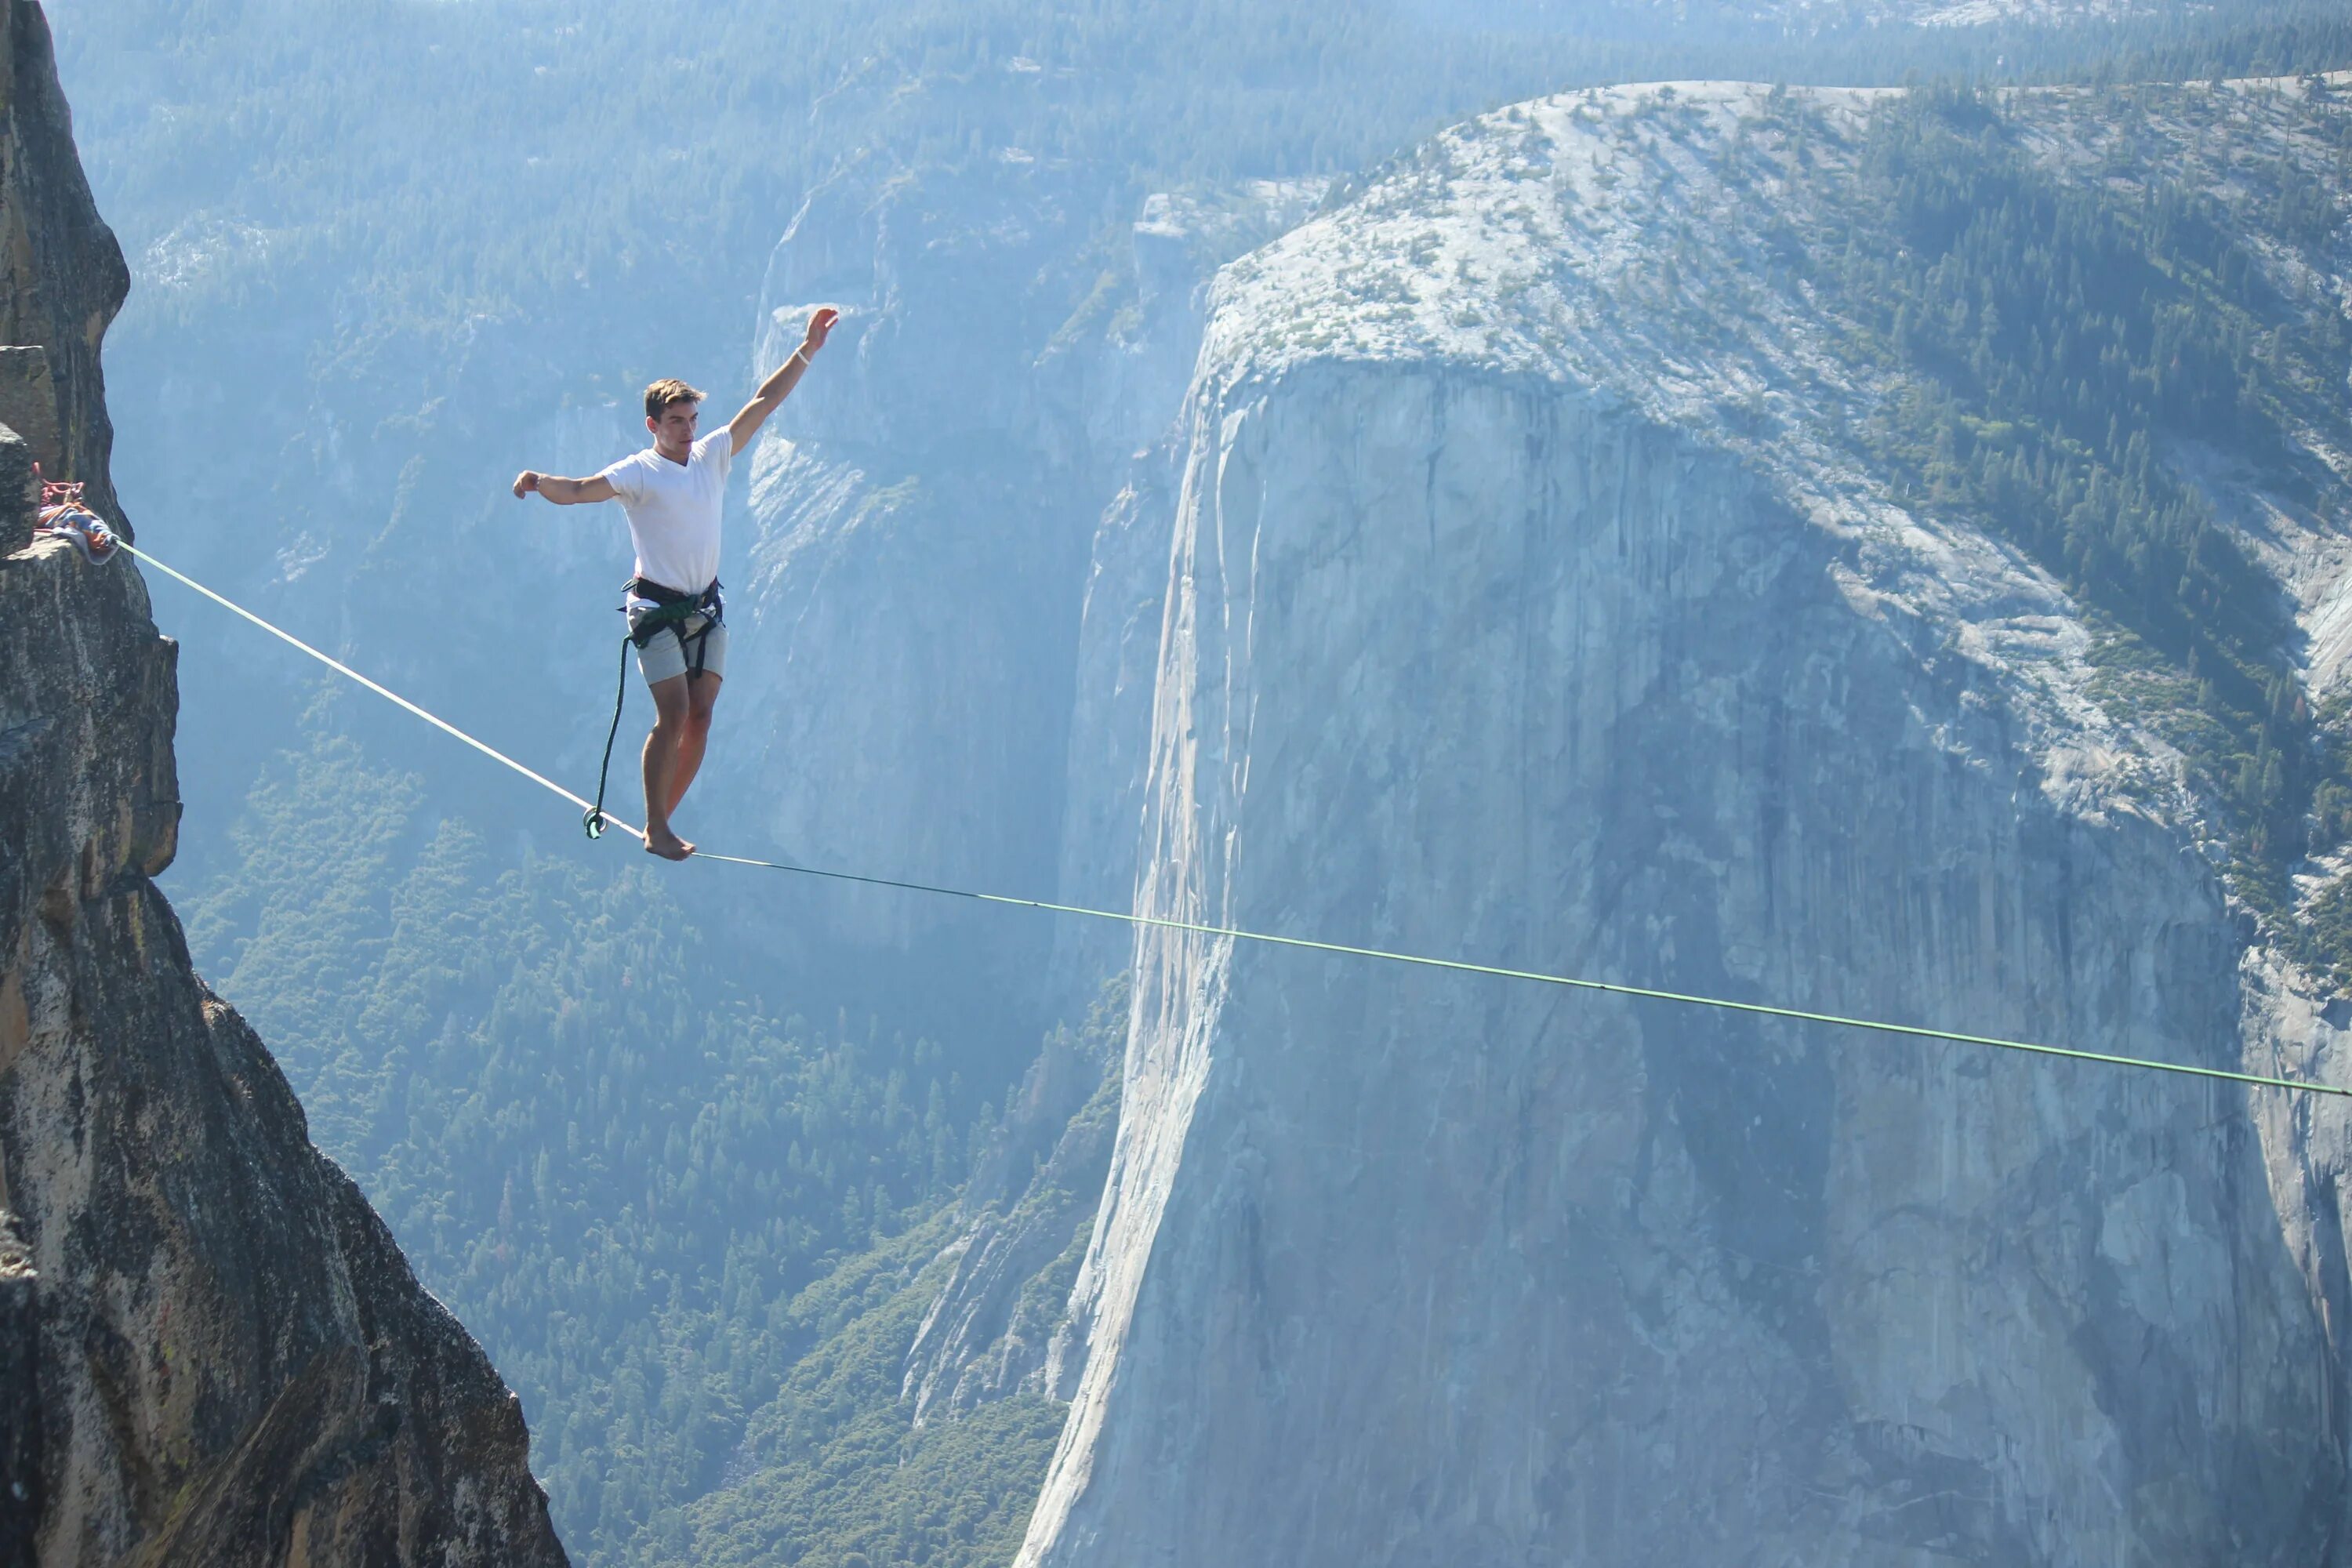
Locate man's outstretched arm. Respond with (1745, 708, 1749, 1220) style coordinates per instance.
(512, 471, 617, 503)
(729, 307, 839, 456)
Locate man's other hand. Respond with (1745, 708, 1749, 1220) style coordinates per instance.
(513, 470, 540, 499)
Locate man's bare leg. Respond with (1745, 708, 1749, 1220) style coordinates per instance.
(666, 671, 723, 815)
(642, 673, 695, 860)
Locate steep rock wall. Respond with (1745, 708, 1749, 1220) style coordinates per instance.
(1026, 367, 2336, 1565)
(0, 6, 567, 1562)
(0, 0, 124, 528)
(1, 505, 569, 1568)
(1022, 78, 2352, 1566)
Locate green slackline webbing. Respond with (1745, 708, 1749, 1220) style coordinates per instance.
(118, 536, 2347, 1101)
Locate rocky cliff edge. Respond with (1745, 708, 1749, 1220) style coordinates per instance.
(0, 3, 567, 1563)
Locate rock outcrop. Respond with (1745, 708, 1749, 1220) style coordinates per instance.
(0, 5, 567, 1563)
(1020, 78, 2352, 1566)
(0, 0, 125, 534)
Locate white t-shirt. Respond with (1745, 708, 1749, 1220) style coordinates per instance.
(597, 427, 734, 593)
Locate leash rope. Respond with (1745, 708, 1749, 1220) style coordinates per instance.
(118, 537, 2347, 1099)
(586, 634, 632, 840)
(589, 586, 724, 837)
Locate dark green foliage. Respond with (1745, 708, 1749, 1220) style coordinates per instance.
(183, 697, 1058, 1564)
(662, 1218, 1069, 1568)
(2089, 8, 2352, 86)
(1799, 84, 2352, 971)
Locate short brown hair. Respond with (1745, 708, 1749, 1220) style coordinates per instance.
(644, 378, 704, 420)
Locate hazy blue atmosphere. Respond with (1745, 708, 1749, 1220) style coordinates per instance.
(33, 0, 2352, 1562)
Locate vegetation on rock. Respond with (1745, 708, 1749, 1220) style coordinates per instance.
(1789, 81, 2352, 974)
(183, 699, 1082, 1564)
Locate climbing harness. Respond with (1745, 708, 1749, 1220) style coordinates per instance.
(586, 576, 724, 840)
(113, 535, 2350, 1102)
(627, 575, 725, 673)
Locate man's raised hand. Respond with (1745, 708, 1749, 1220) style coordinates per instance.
(804, 307, 839, 356)
(512, 470, 540, 499)
(729, 310, 840, 455)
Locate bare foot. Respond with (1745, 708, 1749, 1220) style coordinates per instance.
(644, 826, 695, 861)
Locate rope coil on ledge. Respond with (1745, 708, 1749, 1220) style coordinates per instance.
(117, 536, 2348, 1102)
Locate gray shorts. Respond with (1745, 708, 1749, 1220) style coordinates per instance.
(630, 612, 728, 686)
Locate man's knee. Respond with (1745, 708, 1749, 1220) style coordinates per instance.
(687, 676, 723, 728)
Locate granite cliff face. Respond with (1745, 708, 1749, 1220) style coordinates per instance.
(711, 163, 1312, 1018)
(1019, 78, 2352, 1565)
(0, 5, 567, 1563)
(728, 166, 1319, 1442)
(0, 0, 124, 537)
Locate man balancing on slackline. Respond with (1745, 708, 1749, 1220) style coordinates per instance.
(513, 306, 839, 860)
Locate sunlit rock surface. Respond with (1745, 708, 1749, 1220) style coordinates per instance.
(1021, 77, 2352, 1566)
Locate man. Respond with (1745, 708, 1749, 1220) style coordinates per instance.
(514, 306, 838, 860)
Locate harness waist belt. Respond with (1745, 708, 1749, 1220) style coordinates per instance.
(626, 575, 717, 607)
(625, 576, 724, 650)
